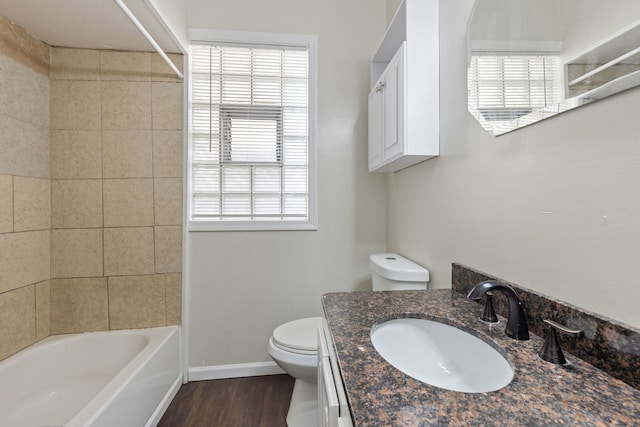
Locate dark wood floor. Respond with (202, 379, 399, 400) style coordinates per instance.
(158, 375, 295, 427)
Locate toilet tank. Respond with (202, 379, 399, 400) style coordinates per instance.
(370, 253, 429, 291)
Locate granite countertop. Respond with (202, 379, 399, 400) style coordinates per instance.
(322, 289, 640, 426)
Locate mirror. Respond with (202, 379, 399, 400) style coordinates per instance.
(467, 0, 640, 136)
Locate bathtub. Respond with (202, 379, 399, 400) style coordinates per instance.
(0, 326, 181, 427)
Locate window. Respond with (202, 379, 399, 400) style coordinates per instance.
(468, 54, 561, 130)
(189, 31, 317, 231)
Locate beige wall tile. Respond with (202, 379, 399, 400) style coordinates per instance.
(51, 180, 102, 229)
(100, 51, 151, 81)
(102, 130, 153, 178)
(153, 130, 183, 178)
(152, 53, 184, 82)
(50, 80, 101, 130)
(0, 39, 187, 338)
(0, 54, 50, 128)
(0, 115, 49, 178)
(103, 179, 154, 227)
(50, 130, 102, 179)
(164, 273, 182, 325)
(13, 177, 50, 232)
(35, 280, 51, 340)
(0, 175, 12, 233)
(108, 275, 165, 329)
(0, 285, 36, 361)
(101, 81, 152, 130)
(154, 226, 182, 273)
(0, 230, 50, 294)
(51, 229, 103, 278)
(0, 15, 50, 76)
(50, 47, 100, 81)
(104, 227, 155, 276)
(50, 278, 108, 334)
(154, 178, 182, 225)
(152, 82, 183, 130)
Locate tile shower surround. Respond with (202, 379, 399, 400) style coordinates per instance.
(452, 263, 640, 390)
(0, 14, 183, 362)
(48, 47, 184, 335)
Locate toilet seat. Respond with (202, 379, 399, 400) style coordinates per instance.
(272, 317, 321, 355)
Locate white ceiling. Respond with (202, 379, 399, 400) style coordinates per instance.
(0, 0, 181, 53)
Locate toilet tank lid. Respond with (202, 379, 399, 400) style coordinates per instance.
(272, 317, 322, 352)
(369, 253, 429, 282)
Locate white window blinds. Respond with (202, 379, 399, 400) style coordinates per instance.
(190, 41, 313, 228)
(468, 55, 561, 126)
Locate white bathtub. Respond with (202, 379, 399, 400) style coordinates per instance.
(0, 326, 182, 427)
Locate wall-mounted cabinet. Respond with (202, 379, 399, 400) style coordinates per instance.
(368, 0, 439, 173)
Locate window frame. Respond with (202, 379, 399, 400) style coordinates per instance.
(188, 29, 318, 232)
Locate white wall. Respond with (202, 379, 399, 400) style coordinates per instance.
(386, 0, 403, 25)
(186, 0, 388, 368)
(469, 0, 560, 43)
(147, 0, 189, 52)
(387, 0, 640, 328)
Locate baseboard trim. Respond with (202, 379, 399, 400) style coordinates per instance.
(188, 361, 286, 381)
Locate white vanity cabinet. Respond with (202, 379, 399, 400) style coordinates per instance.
(318, 320, 352, 427)
(368, 0, 439, 173)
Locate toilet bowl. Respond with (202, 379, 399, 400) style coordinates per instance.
(268, 317, 320, 382)
(268, 317, 322, 427)
(268, 253, 429, 426)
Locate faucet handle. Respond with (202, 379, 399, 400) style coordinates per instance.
(538, 319, 584, 365)
(480, 291, 499, 324)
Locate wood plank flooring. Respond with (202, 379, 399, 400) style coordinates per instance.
(158, 375, 295, 427)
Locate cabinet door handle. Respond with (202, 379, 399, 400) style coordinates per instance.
(375, 82, 386, 93)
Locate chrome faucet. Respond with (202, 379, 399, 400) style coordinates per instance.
(467, 280, 530, 340)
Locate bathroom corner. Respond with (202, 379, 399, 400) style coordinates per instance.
(0, 14, 51, 361)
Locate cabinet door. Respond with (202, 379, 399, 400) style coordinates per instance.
(318, 327, 339, 427)
(367, 87, 381, 171)
(381, 45, 404, 162)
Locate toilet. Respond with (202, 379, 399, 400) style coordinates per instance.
(267, 253, 429, 427)
(268, 317, 322, 427)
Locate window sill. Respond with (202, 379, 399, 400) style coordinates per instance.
(188, 220, 318, 232)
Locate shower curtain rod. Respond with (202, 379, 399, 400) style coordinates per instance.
(113, 0, 184, 79)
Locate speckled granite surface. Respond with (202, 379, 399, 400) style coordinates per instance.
(322, 290, 640, 427)
(452, 263, 640, 389)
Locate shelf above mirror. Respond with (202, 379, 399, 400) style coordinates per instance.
(468, 0, 640, 137)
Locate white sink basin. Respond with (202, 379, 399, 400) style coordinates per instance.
(370, 318, 513, 393)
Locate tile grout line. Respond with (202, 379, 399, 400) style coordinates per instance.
(99, 50, 109, 331)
